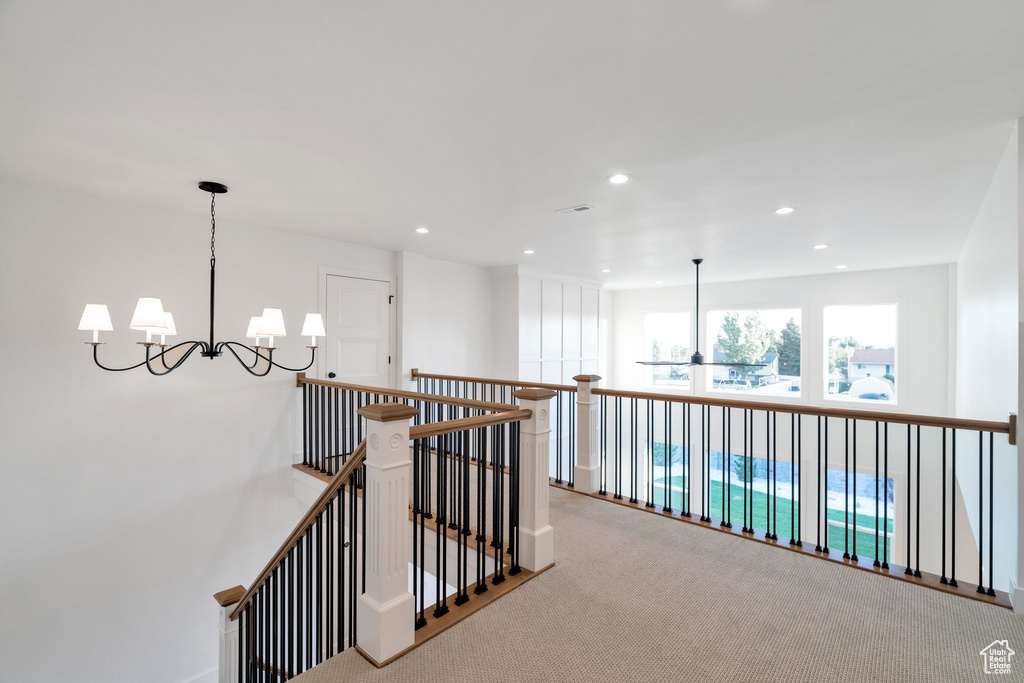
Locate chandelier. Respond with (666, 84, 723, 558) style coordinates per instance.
(78, 181, 325, 376)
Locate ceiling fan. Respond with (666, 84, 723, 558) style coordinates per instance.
(636, 258, 765, 369)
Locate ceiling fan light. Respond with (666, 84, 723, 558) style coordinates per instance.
(256, 308, 287, 337)
(129, 298, 168, 331)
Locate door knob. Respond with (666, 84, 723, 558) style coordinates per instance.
(328, 372, 336, 379)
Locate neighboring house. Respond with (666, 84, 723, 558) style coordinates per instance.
(847, 347, 895, 381)
(712, 350, 780, 386)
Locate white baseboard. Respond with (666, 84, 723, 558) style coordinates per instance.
(1009, 575, 1024, 615)
(181, 667, 217, 683)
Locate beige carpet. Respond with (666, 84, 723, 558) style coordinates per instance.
(295, 486, 1024, 683)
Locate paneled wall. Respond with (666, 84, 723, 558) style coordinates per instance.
(518, 274, 600, 385)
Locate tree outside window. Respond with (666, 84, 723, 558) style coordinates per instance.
(706, 308, 802, 396)
(644, 311, 690, 388)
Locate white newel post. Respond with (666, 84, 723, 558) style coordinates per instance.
(356, 403, 418, 664)
(214, 586, 245, 683)
(513, 388, 556, 572)
(573, 374, 602, 494)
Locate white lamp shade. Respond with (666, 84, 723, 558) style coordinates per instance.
(78, 304, 113, 332)
(130, 298, 168, 331)
(301, 313, 326, 337)
(162, 312, 177, 337)
(246, 316, 262, 338)
(256, 308, 287, 337)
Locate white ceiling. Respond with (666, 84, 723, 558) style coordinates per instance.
(1, 1, 1022, 288)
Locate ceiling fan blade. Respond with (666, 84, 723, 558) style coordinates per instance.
(635, 361, 694, 366)
(705, 362, 767, 367)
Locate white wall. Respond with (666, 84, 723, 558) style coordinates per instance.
(517, 270, 601, 385)
(397, 251, 494, 387)
(0, 179, 396, 683)
(611, 265, 951, 416)
(954, 122, 1019, 593)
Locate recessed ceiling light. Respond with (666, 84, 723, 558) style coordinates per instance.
(523, 249, 535, 255)
(813, 244, 828, 250)
(601, 269, 611, 273)
(776, 207, 794, 215)
(608, 174, 630, 184)
(836, 264, 848, 270)
(415, 227, 429, 234)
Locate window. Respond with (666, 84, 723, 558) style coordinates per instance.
(705, 308, 802, 397)
(825, 467, 894, 563)
(824, 304, 898, 403)
(644, 311, 690, 389)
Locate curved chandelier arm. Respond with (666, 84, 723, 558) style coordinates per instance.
(91, 341, 207, 373)
(266, 346, 317, 373)
(218, 341, 317, 373)
(144, 341, 207, 376)
(219, 341, 276, 377)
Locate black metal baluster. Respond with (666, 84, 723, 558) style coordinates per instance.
(978, 431, 985, 593)
(743, 410, 750, 533)
(881, 423, 888, 569)
(790, 413, 796, 544)
(851, 419, 858, 562)
(816, 416, 822, 552)
(296, 535, 303, 674)
(556, 394, 563, 483)
(725, 407, 732, 527)
(278, 561, 284, 679)
(951, 429, 958, 587)
(600, 395, 608, 495)
(630, 398, 639, 503)
(302, 384, 309, 467)
(874, 422, 880, 567)
(510, 423, 522, 575)
(569, 393, 576, 487)
(905, 425, 912, 575)
(270, 570, 276, 682)
(988, 432, 995, 596)
(770, 412, 777, 540)
(493, 423, 506, 585)
(434, 432, 448, 617)
(699, 405, 707, 522)
(682, 403, 690, 517)
(614, 396, 622, 499)
(823, 418, 830, 554)
(794, 414, 802, 547)
(646, 400, 655, 508)
(305, 526, 312, 667)
(326, 498, 333, 659)
(844, 419, 850, 559)
(664, 402, 670, 512)
(475, 428, 488, 596)
(940, 428, 948, 584)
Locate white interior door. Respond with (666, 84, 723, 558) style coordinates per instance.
(325, 275, 392, 388)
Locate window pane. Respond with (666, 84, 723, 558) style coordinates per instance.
(644, 311, 690, 389)
(824, 304, 898, 403)
(825, 467, 895, 563)
(706, 309, 802, 397)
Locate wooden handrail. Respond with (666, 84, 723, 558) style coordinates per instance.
(409, 409, 533, 439)
(230, 441, 367, 621)
(296, 373, 518, 413)
(412, 369, 1013, 435)
(410, 368, 576, 393)
(590, 387, 1011, 434)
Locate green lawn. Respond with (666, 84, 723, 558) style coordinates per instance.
(653, 476, 893, 562)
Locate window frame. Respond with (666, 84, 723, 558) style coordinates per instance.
(821, 302, 901, 408)
(702, 304, 807, 403)
(641, 306, 694, 394)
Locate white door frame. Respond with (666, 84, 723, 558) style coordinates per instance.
(317, 264, 397, 389)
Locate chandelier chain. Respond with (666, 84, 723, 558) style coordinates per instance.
(210, 192, 217, 268)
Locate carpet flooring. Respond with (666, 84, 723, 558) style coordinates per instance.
(294, 485, 1024, 682)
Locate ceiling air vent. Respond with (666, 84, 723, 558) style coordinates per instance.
(555, 204, 593, 215)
